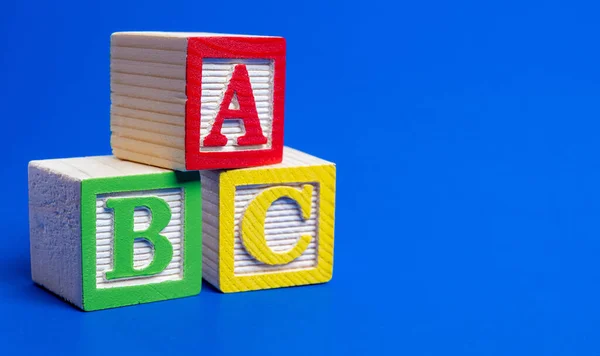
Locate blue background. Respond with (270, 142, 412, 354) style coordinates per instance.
(2, 0, 600, 354)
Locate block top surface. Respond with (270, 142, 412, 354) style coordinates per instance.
(112, 31, 281, 39)
(233, 147, 334, 171)
(29, 156, 172, 181)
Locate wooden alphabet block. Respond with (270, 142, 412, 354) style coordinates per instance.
(110, 32, 286, 171)
(201, 147, 336, 292)
(28, 156, 201, 311)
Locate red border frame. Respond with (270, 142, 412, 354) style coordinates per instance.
(185, 36, 286, 170)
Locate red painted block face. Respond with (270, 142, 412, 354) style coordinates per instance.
(185, 37, 286, 170)
(109, 33, 286, 171)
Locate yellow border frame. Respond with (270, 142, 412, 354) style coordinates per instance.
(218, 164, 336, 292)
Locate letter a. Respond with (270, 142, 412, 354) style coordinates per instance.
(203, 64, 268, 147)
(105, 196, 174, 280)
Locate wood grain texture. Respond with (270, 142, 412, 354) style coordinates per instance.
(201, 170, 221, 289)
(29, 162, 83, 308)
(110, 33, 188, 171)
(110, 32, 285, 171)
(28, 156, 201, 311)
(200, 147, 336, 293)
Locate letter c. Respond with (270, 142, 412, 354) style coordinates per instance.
(241, 185, 314, 265)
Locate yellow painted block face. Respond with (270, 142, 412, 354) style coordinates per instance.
(201, 147, 336, 293)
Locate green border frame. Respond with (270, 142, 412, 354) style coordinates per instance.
(80, 172, 201, 311)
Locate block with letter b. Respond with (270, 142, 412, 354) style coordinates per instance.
(28, 156, 201, 311)
(110, 32, 286, 171)
(201, 147, 336, 292)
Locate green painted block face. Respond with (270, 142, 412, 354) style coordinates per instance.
(80, 172, 201, 311)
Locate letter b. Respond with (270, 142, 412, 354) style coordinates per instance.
(105, 196, 174, 280)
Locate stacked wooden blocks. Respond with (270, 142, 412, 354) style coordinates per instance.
(28, 32, 336, 311)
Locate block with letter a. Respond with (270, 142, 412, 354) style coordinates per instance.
(28, 156, 202, 310)
(201, 147, 336, 292)
(110, 32, 286, 171)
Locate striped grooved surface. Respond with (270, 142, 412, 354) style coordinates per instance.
(234, 183, 320, 275)
(95, 188, 184, 289)
(200, 59, 274, 152)
(201, 171, 221, 287)
(110, 41, 187, 171)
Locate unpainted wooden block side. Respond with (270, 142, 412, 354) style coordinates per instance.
(111, 148, 186, 171)
(111, 136, 186, 171)
(110, 33, 188, 171)
(111, 72, 186, 91)
(111, 46, 187, 65)
(111, 95, 186, 117)
(112, 115, 185, 139)
(111, 84, 186, 104)
(28, 163, 83, 308)
(111, 32, 189, 51)
(111, 125, 184, 148)
(111, 106, 185, 126)
(200, 171, 221, 289)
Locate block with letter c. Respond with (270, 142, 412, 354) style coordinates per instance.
(201, 147, 336, 292)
